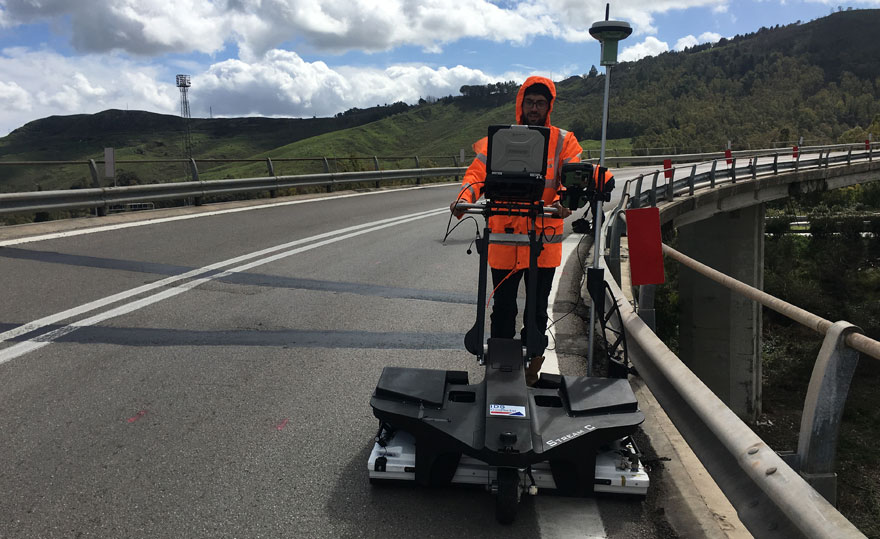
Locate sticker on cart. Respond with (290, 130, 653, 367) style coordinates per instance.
(489, 404, 526, 417)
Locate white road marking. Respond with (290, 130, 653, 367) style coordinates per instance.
(0, 207, 449, 365)
(542, 232, 585, 376)
(0, 183, 456, 248)
(538, 232, 609, 538)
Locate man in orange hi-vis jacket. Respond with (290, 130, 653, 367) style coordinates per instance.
(450, 75, 582, 385)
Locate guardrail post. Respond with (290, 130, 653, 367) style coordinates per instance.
(650, 171, 659, 207)
(608, 209, 625, 284)
(846, 147, 852, 166)
(266, 158, 278, 198)
(632, 174, 644, 209)
(416, 156, 424, 185)
(665, 167, 674, 201)
(323, 157, 333, 192)
(730, 157, 737, 183)
(636, 284, 656, 332)
(373, 156, 381, 188)
(190, 159, 204, 206)
(88, 159, 107, 216)
(824, 150, 830, 169)
(188, 158, 199, 182)
(709, 159, 717, 187)
(773, 153, 778, 175)
(688, 165, 696, 196)
(791, 321, 862, 505)
(88, 159, 101, 188)
(795, 150, 801, 172)
(750, 158, 757, 180)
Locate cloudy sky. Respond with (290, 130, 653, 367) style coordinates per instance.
(0, 0, 878, 135)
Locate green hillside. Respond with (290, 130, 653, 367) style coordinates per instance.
(560, 9, 880, 151)
(1, 9, 879, 193)
(0, 103, 411, 192)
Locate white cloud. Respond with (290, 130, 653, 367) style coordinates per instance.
(0, 47, 176, 134)
(674, 31, 722, 51)
(804, 0, 880, 4)
(0, 0, 731, 57)
(620, 36, 669, 62)
(196, 50, 508, 118)
(0, 80, 31, 111)
(0, 0, 743, 133)
(0, 44, 520, 133)
(675, 35, 700, 50)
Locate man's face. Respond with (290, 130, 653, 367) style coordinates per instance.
(521, 94, 550, 126)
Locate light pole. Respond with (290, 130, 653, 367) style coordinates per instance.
(586, 4, 631, 375)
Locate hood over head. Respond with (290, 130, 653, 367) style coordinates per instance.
(515, 75, 556, 127)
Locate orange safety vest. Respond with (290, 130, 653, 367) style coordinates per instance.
(456, 76, 583, 270)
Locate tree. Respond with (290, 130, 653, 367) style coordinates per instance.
(588, 65, 599, 78)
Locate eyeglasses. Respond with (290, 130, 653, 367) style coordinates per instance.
(523, 98, 549, 110)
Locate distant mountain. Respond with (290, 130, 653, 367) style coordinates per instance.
(2, 9, 879, 193)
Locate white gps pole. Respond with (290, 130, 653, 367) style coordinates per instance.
(586, 5, 631, 375)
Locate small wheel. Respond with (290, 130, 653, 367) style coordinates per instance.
(495, 467, 521, 524)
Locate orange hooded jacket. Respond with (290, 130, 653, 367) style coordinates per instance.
(456, 76, 583, 270)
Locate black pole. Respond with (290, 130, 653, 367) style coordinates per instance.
(525, 220, 541, 361)
(464, 226, 491, 362)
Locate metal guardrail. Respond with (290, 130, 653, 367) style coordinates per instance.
(625, 143, 876, 208)
(585, 142, 874, 166)
(598, 143, 879, 537)
(1, 143, 873, 217)
(0, 166, 467, 216)
(601, 272, 865, 538)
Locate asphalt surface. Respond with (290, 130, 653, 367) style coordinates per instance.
(0, 183, 679, 538)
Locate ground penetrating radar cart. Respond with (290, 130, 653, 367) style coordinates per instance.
(368, 124, 648, 524)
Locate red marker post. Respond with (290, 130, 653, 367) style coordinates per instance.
(793, 145, 799, 159)
(626, 207, 665, 286)
(663, 159, 673, 179)
(724, 149, 732, 165)
(867, 139, 872, 151)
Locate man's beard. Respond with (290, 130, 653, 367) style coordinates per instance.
(523, 111, 547, 126)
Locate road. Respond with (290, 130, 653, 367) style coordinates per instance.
(0, 183, 677, 538)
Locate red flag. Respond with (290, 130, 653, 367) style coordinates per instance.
(663, 159, 672, 179)
(626, 208, 665, 286)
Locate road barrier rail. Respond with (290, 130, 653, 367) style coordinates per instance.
(598, 143, 879, 538)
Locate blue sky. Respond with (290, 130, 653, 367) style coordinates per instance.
(0, 0, 878, 135)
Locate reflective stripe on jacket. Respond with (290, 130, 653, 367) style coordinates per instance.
(455, 76, 582, 270)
